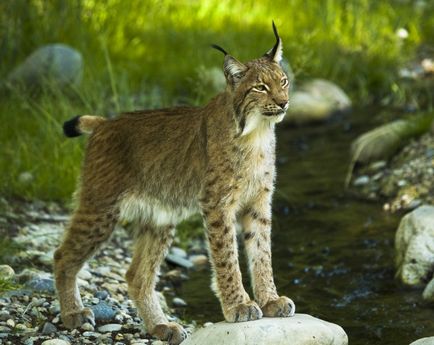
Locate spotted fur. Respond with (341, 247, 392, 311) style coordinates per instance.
(54, 23, 295, 345)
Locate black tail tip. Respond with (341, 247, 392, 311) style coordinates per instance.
(63, 115, 82, 137)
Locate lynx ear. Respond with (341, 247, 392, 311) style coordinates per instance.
(264, 21, 283, 63)
(212, 44, 247, 83)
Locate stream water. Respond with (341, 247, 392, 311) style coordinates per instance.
(179, 109, 434, 344)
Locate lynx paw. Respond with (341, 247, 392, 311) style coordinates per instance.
(262, 296, 295, 317)
(62, 307, 95, 329)
(152, 322, 188, 345)
(225, 300, 263, 322)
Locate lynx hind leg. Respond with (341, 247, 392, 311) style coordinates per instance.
(126, 224, 187, 345)
(54, 208, 118, 329)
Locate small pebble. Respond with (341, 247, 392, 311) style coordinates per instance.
(15, 323, 28, 331)
(81, 322, 95, 331)
(78, 269, 92, 280)
(189, 254, 208, 267)
(0, 326, 11, 332)
(170, 247, 188, 258)
(0, 311, 10, 321)
(82, 331, 101, 338)
(91, 302, 117, 322)
(353, 175, 370, 186)
(94, 290, 109, 300)
(42, 321, 57, 334)
(172, 297, 187, 307)
(97, 323, 122, 333)
(115, 333, 124, 340)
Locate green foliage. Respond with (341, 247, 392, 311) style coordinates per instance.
(1, 0, 433, 101)
(0, 277, 20, 294)
(0, 0, 433, 200)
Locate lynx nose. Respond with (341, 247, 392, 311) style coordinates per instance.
(278, 101, 288, 109)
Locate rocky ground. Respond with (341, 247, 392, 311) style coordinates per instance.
(352, 132, 434, 212)
(0, 199, 209, 345)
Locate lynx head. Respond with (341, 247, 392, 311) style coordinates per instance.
(213, 22, 289, 136)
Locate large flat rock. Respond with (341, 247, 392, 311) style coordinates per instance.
(410, 337, 434, 345)
(182, 314, 348, 345)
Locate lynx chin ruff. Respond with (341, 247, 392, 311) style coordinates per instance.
(54, 22, 294, 345)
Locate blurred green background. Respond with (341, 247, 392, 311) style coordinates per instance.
(1, 0, 433, 200)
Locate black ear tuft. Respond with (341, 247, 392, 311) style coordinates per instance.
(63, 115, 82, 137)
(211, 44, 229, 56)
(264, 21, 283, 63)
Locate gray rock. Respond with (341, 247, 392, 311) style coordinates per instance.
(0, 325, 10, 332)
(172, 297, 187, 307)
(353, 176, 370, 187)
(0, 310, 10, 321)
(170, 247, 188, 258)
(42, 321, 57, 334)
(97, 323, 122, 332)
(0, 265, 15, 280)
(78, 268, 92, 281)
(94, 290, 109, 300)
(422, 278, 434, 301)
(81, 322, 95, 331)
(15, 323, 28, 332)
(49, 300, 61, 315)
(166, 253, 193, 269)
(23, 337, 38, 345)
(18, 172, 34, 185)
(38, 252, 54, 266)
(82, 331, 101, 338)
(189, 254, 208, 268)
(25, 278, 55, 293)
(182, 314, 348, 345)
(91, 302, 117, 322)
(7, 44, 83, 89)
(395, 205, 434, 286)
(410, 337, 434, 345)
(368, 160, 387, 172)
(285, 79, 351, 124)
(16, 268, 50, 284)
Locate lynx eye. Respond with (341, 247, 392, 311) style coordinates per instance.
(253, 84, 268, 93)
(281, 78, 289, 88)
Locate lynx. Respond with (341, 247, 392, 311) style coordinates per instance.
(54, 23, 295, 345)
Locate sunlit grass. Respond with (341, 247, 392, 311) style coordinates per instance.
(0, 0, 433, 200)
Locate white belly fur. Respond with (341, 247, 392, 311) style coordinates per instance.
(118, 193, 198, 227)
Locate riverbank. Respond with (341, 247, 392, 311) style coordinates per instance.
(351, 131, 434, 212)
(0, 198, 204, 344)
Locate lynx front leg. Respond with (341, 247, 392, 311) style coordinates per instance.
(202, 207, 262, 323)
(242, 196, 295, 317)
(126, 225, 186, 345)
